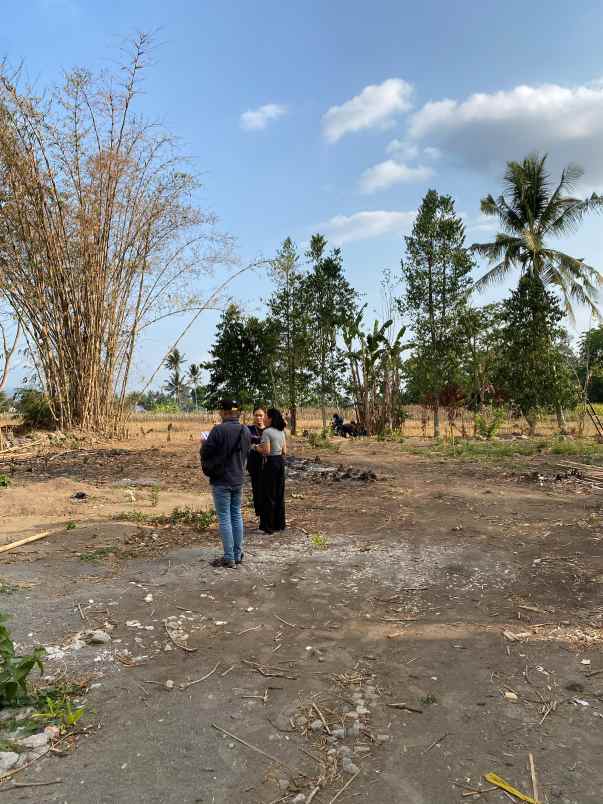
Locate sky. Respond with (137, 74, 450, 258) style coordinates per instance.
(2, 0, 603, 389)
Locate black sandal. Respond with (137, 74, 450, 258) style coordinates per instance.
(235, 553, 244, 565)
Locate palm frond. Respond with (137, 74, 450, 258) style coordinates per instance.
(475, 257, 514, 291)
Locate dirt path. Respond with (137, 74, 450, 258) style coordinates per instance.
(0, 438, 601, 803)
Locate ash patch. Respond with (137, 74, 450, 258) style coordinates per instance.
(287, 456, 377, 483)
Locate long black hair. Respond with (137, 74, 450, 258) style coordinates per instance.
(266, 407, 286, 431)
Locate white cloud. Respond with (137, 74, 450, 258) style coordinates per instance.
(240, 103, 287, 131)
(320, 210, 415, 245)
(386, 139, 419, 159)
(408, 82, 603, 180)
(322, 79, 413, 143)
(360, 160, 433, 193)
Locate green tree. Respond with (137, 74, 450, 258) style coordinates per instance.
(577, 327, 603, 403)
(473, 154, 603, 318)
(188, 363, 203, 410)
(203, 304, 278, 409)
(305, 234, 358, 429)
(164, 348, 189, 408)
(268, 238, 312, 434)
(493, 274, 578, 435)
(400, 189, 474, 437)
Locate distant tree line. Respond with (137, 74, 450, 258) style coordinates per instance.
(127, 154, 602, 439)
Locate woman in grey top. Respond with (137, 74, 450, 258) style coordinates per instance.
(254, 407, 287, 533)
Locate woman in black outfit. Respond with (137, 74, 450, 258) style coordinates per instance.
(253, 407, 287, 534)
(246, 407, 265, 516)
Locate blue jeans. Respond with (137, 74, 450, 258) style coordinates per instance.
(211, 484, 244, 563)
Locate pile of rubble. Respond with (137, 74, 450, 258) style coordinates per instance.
(286, 456, 377, 483)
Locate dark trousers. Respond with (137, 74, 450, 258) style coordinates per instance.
(259, 455, 286, 533)
(247, 452, 263, 516)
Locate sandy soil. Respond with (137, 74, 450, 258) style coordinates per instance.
(0, 434, 601, 803)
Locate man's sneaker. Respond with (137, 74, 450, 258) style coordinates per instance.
(235, 553, 244, 565)
(210, 557, 236, 569)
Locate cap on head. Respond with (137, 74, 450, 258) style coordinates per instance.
(219, 399, 240, 413)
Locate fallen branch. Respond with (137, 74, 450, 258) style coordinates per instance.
(275, 614, 297, 629)
(528, 753, 539, 804)
(328, 770, 360, 803)
(386, 702, 423, 714)
(180, 662, 220, 690)
(0, 438, 46, 456)
(4, 779, 61, 791)
(424, 733, 448, 753)
(312, 702, 332, 735)
(0, 530, 55, 555)
(211, 723, 297, 773)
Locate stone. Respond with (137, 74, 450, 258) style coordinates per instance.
(376, 734, 390, 744)
(0, 707, 34, 723)
(164, 679, 175, 690)
(345, 721, 360, 738)
(356, 706, 370, 715)
(310, 719, 323, 733)
(88, 630, 111, 645)
(342, 759, 360, 775)
(337, 745, 352, 756)
(17, 732, 49, 749)
(0, 752, 19, 774)
(331, 728, 345, 739)
(277, 778, 289, 793)
(292, 796, 306, 804)
(354, 744, 371, 755)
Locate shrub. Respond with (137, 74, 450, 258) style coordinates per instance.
(0, 613, 45, 705)
(13, 389, 55, 429)
(475, 407, 506, 439)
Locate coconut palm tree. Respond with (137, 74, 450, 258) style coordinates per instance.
(165, 347, 186, 373)
(472, 154, 603, 319)
(188, 363, 201, 409)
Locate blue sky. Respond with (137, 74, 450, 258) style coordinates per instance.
(3, 0, 603, 388)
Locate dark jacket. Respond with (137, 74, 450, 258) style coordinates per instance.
(246, 425, 264, 476)
(201, 418, 251, 487)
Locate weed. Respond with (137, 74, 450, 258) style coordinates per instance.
(310, 532, 329, 550)
(79, 546, 116, 562)
(149, 485, 161, 507)
(0, 614, 45, 705)
(306, 430, 339, 451)
(114, 507, 215, 532)
(65, 521, 77, 531)
(419, 694, 437, 706)
(0, 475, 10, 489)
(0, 580, 19, 595)
(33, 694, 86, 729)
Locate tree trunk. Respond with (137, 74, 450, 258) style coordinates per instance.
(555, 403, 567, 435)
(525, 411, 537, 437)
(290, 403, 297, 436)
(433, 404, 440, 439)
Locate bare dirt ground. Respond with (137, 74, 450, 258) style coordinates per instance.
(0, 432, 601, 804)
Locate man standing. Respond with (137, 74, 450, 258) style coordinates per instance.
(201, 399, 251, 568)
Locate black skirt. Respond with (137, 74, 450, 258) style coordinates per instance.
(259, 455, 286, 533)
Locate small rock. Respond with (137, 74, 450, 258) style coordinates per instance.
(164, 679, 175, 690)
(376, 734, 390, 743)
(345, 721, 360, 738)
(277, 778, 290, 793)
(342, 760, 360, 775)
(331, 728, 345, 739)
(310, 719, 323, 733)
(16, 732, 49, 749)
(0, 752, 19, 773)
(337, 745, 352, 756)
(354, 744, 371, 755)
(88, 630, 111, 645)
(292, 795, 307, 804)
(356, 706, 370, 715)
(504, 692, 519, 702)
(144, 594, 153, 603)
